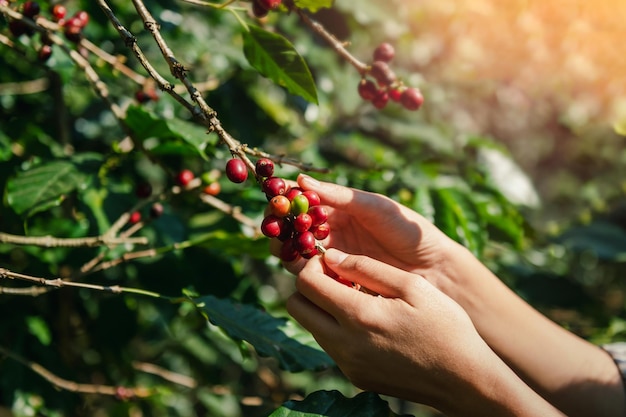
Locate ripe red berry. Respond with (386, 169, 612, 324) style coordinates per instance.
(257, 0, 282, 11)
(400, 88, 424, 111)
(302, 190, 321, 207)
(150, 202, 164, 218)
(301, 247, 319, 259)
(263, 176, 286, 197)
(22, 1, 40, 18)
(369, 61, 397, 87)
(63, 21, 82, 42)
(373, 42, 395, 62)
(311, 222, 330, 240)
(261, 215, 284, 238)
(135, 90, 150, 103)
(129, 211, 142, 224)
(294, 231, 316, 255)
(279, 238, 299, 262)
(269, 195, 291, 217)
(225, 158, 248, 184)
(284, 187, 303, 201)
(252, 1, 269, 18)
(38, 45, 52, 62)
(389, 88, 403, 102)
(357, 79, 378, 101)
(202, 182, 221, 196)
(255, 158, 274, 178)
(176, 169, 195, 187)
(73, 10, 89, 27)
(293, 213, 313, 233)
(372, 90, 389, 109)
(135, 182, 152, 198)
(51, 4, 67, 21)
(308, 206, 328, 227)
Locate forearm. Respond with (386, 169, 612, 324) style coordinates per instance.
(446, 243, 625, 416)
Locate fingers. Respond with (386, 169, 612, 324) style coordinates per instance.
(297, 174, 383, 213)
(322, 248, 417, 300)
(286, 292, 339, 337)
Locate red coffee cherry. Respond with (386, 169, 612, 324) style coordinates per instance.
(372, 89, 389, 109)
(150, 202, 164, 219)
(373, 42, 395, 62)
(225, 158, 248, 184)
(73, 10, 90, 27)
(302, 190, 321, 207)
(301, 247, 319, 259)
(129, 211, 142, 224)
(255, 158, 274, 178)
(258, 0, 282, 11)
(294, 231, 316, 255)
(311, 222, 330, 240)
(38, 45, 52, 62)
(252, 1, 269, 18)
(389, 88, 403, 102)
(400, 87, 424, 111)
(176, 169, 195, 187)
(308, 206, 328, 227)
(369, 61, 397, 87)
(269, 195, 291, 217)
(284, 187, 303, 201)
(63, 21, 83, 42)
(293, 213, 313, 233)
(51, 4, 67, 21)
(22, 1, 40, 18)
(261, 215, 284, 238)
(357, 79, 378, 101)
(263, 176, 286, 197)
(279, 238, 299, 262)
(202, 182, 221, 196)
(9, 20, 30, 37)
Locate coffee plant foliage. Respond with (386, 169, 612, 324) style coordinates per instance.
(1, 0, 626, 416)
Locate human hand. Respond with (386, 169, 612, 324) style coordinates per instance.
(287, 249, 566, 417)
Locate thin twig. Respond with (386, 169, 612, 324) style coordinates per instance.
(0, 232, 147, 247)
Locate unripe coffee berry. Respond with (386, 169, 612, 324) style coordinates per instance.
(357, 79, 378, 101)
(373, 42, 395, 62)
(290, 194, 309, 215)
(255, 158, 274, 178)
(225, 158, 248, 183)
(202, 182, 221, 196)
(263, 176, 286, 197)
(400, 87, 424, 111)
(176, 169, 194, 187)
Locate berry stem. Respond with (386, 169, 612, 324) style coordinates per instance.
(315, 242, 326, 254)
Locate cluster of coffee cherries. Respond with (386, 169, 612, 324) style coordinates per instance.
(128, 181, 164, 225)
(251, 0, 281, 18)
(3, 1, 90, 62)
(358, 42, 424, 111)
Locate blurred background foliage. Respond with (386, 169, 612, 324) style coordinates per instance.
(1, 0, 626, 416)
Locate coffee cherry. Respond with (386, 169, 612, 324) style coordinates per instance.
(252, 1, 269, 18)
(369, 61, 397, 87)
(373, 42, 395, 62)
(389, 88, 403, 102)
(357, 79, 378, 101)
(400, 87, 424, 111)
(290, 194, 309, 216)
(258, 0, 282, 10)
(294, 231, 316, 255)
(293, 213, 313, 233)
(63, 22, 82, 42)
(22, 1, 40, 18)
(269, 195, 291, 217)
(311, 222, 330, 240)
(202, 182, 221, 196)
(301, 247, 319, 259)
(176, 169, 195, 187)
(135, 90, 151, 103)
(302, 190, 321, 207)
(150, 202, 164, 218)
(372, 89, 389, 109)
(135, 182, 152, 199)
(225, 158, 248, 184)
(9, 20, 30, 37)
(73, 10, 89, 27)
(255, 158, 274, 178)
(262, 176, 286, 197)
(51, 4, 67, 21)
(279, 238, 299, 262)
(284, 187, 303, 201)
(129, 211, 142, 224)
(261, 215, 284, 238)
(308, 206, 328, 227)
(38, 45, 52, 62)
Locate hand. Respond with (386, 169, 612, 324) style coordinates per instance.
(287, 249, 565, 416)
(271, 174, 463, 292)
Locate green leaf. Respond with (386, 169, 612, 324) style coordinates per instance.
(243, 26, 318, 104)
(5, 161, 90, 217)
(293, 0, 334, 12)
(195, 295, 333, 372)
(268, 390, 413, 417)
(555, 221, 626, 262)
(124, 106, 215, 159)
(26, 316, 51, 346)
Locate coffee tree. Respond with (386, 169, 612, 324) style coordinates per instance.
(1, 0, 625, 416)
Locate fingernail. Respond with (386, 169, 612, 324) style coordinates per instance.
(299, 174, 320, 188)
(323, 248, 347, 265)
